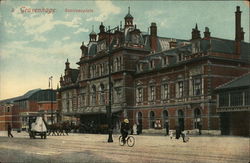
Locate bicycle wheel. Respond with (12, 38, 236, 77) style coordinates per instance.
(127, 136, 135, 147)
(119, 135, 125, 146)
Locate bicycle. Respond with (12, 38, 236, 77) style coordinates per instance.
(119, 135, 135, 147)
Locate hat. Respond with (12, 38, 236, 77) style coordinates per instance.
(124, 119, 129, 123)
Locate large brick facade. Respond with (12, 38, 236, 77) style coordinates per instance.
(0, 89, 57, 131)
(58, 6, 249, 134)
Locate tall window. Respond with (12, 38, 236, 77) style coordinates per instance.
(91, 86, 96, 105)
(149, 86, 156, 101)
(194, 108, 201, 129)
(192, 77, 201, 96)
(136, 87, 143, 103)
(150, 60, 154, 69)
(162, 83, 169, 100)
(245, 90, 250, 106)
(177, 81, 184, 98)
(99, 84, 105, 105)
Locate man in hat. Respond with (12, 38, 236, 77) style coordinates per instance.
(120, 118, 130, 143)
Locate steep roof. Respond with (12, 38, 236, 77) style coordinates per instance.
(216, 73, 250, 90)
(0, 88, 41, 103)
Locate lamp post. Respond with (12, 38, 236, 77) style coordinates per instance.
(49, 76, 53, 125)
(107, 26, 119, 143)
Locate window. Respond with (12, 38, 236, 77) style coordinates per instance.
(178, 54, 182, 62)
(115, 87, 122, 103)
(230, 91, 243, 106)
(149, 86, 156, 101)
(194, 108, 201, 129)
(149, 111, 155, 128)
(162, 56, 168, 66)
(91, 86, 96, 105)
(219, 92, 229, 107)
(150, 60, 154, 69)
(162, 83, 169, 100)
(99, 84, 105, 105)
(192, 77, 201, 96)
(245, 91, 250, 106)
(136, 87, 143, 103)
(177, 81, 184, 98)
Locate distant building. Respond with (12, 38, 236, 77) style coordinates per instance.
(58, 6, 250, 134)
(0, 89, 57, 131)
(215, 73, 250, 136)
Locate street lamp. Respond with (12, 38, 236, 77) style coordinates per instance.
(49, 76, 53, 124)
(107, 26, 119, 143)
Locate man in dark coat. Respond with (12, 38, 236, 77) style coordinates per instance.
(7, 123, 14, 138)
(165, 121, 169, 136)
(120, 119, 130, 143)
(198, 124, 202, 135)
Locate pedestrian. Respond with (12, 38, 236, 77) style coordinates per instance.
(175, 126, 180, 139)
(137, 123, 142, 135)
(7, 123, 14, 138)
(169, 130, 173, 139)
(198, 124, 202, 135)
(133, 123, 137, 135)
(164, 121, 169, 136)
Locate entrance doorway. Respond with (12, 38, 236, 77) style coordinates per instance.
(177, 109, 184, 131)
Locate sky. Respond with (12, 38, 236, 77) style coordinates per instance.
(0, 0, 249, 100)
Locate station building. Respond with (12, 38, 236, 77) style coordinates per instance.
(0, 89, 57, 131)
(58, 6, 250, 134)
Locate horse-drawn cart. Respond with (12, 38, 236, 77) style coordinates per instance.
(28, 116, 47, 139)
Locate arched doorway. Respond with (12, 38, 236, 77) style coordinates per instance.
(149, 111, 155, 128)
(162, 110, 169, 135)
(194, 108, 201, 129)
(162, 110, 169, 125)
(136, 112, 143, 134)
(177, 109, 184, 131)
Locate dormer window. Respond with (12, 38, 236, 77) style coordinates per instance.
(150, 60, 155, 69)
(162, 56, 169, 66)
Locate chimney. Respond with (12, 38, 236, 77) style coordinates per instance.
(204, 27, 211, 39)
(191, 23, 201, 40)
(235, 6, 243, 55)
(150, 22, 157, 52)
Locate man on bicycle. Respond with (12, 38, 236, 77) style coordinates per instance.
(121, 119, 130, 143)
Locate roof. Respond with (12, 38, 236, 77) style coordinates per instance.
(199, 38, 250, 61)
(125, 13, 133, 19)
(0, 88, 41, 103)
(216, 73, 250, 90)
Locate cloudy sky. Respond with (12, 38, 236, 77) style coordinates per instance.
(0, 0, 249, 100)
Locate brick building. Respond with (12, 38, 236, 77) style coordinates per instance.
(0, 89, 57, 131)
(58, 6, 250, 134)
(215, 73, 250, 136)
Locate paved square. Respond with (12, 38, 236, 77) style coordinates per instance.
(0, 132, 249, 163)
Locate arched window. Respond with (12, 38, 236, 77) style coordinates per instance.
(194, 108, 201, 129)
(149, 111, 155, 128)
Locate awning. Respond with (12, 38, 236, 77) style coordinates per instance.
(62, 106, 123, 116)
